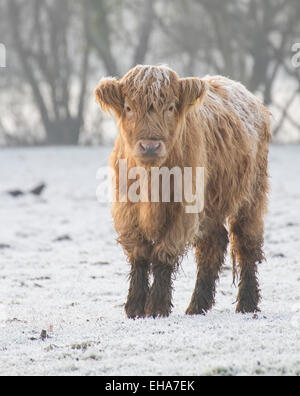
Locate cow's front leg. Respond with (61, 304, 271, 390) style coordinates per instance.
(122, 238, 152, 319)
(145, 253, 175, 318)
(125, 257, 150, 319)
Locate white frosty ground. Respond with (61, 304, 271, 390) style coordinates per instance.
(0, 145, 299, 376)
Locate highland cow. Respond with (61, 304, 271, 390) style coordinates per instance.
(95, 65, 271, 319)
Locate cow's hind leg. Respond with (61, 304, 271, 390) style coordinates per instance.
(186, 225, 229, 315)
(230, 202, 266, 314)
(230, 139, 269, 314)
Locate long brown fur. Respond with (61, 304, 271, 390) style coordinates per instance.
(95, 65, 271, 318)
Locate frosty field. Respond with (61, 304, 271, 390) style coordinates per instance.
(0, 145, 299, 376)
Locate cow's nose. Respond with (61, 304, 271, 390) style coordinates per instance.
(140, 141, 161, 156)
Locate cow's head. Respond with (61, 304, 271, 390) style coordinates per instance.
(95, 65, 207, 166)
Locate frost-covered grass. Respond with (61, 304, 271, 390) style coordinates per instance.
(0, 145, 299, 376)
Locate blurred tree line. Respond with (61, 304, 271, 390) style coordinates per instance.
(0, 0, 299, 145)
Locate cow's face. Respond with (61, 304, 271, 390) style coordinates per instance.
(95, 66, 207, 166)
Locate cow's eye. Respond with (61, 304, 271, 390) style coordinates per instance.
(125, 105, 132, 113)
(168, 105, 175, 112)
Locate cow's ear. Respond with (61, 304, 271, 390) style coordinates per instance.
(95, 78, 123, 117)
(179, 78, 208, 113)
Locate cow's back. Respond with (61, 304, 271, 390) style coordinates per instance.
(188, 76, 271, 218)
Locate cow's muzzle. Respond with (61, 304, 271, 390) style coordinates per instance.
(136, 139, 166, 158)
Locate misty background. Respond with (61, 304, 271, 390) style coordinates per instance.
(0, 0, 300, 146)
(1, 1, 300, 376)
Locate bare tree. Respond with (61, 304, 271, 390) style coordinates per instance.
(5, 0, 91, 145)
(132, 0, 156, 66)
(156, 0, 300, 137)
(87, 0, 156, 76)
(1, 0, 300, 144)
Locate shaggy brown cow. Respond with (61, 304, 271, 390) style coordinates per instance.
(95, 65, 271, 319)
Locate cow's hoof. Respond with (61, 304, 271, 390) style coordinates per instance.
(144, 301, 172, 319)
(185, 304, 207, 316)
(186, 297, 212, 315)
(144, 309, 171, 319)
(236, 301, 260, 314)
(125, 301, 146, 319)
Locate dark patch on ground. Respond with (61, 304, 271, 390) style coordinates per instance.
(0, 244, 11, 250)
(54, 235, 72, 242)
